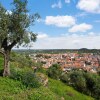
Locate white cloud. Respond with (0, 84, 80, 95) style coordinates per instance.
(31, 33, 100, 49)
(51, 0, 62, 8)
(37, 33, 48, 39)
(45, 15, 76, 27)
(68, 23, 92, 33)
(18, 32, 100, 49)
(77, 0, 100, 13)
(65, 0, 70, 3)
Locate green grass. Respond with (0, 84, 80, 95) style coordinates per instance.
(0, 77, 25, 100)
(48, 79, 94, 100)
(0, 76, 94, 100)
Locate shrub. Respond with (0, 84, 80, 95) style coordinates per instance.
(10, 68, 41, 88)
(32, 62, 44, 73)
(60, 70, 100, 100)
(10, 53, 34, 68)
(47, 64, 62, 80)
(69, 71, 87, 92)
(21, 71, 41, 88)
(84, 73, 100, 99)
(60, 73, 70, 84)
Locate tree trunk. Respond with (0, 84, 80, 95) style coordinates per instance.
(3, 50, 10, 77)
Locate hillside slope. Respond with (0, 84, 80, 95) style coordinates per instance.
(0, 54, 94, 100)
(0, 76, 94, 100)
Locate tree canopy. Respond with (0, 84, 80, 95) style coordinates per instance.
(0, 0, 40, 51)
(0, 0, 40, 76)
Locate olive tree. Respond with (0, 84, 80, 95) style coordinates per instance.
(0, 0, 40, 76)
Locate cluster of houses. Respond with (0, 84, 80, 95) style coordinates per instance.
(30, 53, 100, 73)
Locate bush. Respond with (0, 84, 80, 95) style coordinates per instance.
(10, 68, 24, 81)
(60, 71, 87, 91)
(69, 71, 86, 92)
(32, 62, 44, 73)
(10, 68, 41, 88)
(84, 73, 100, 99)
(21, 71, 41, 88)
(60, 73, 70, 84)
(47, 64, 62, 80)
(10, 53, 34, 68)
(60, 70, 100, 100)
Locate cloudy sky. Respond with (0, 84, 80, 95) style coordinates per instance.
(0, 0, 100, 49)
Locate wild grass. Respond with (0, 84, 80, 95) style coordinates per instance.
(48, 78, 94, 100)
(0, 76, 94, 100)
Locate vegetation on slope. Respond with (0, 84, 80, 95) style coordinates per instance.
(0, 76, 94, 100)
(0, 53, 94, 100)
(47, 63, 100, 100)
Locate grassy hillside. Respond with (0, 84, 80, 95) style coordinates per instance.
(0, 76, 94, 100)
(0, 54, 94, 100)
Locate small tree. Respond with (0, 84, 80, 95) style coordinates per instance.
(70, 71, 86, 92)
(0, 0, 40, 76)
(47, 64, 62, 80)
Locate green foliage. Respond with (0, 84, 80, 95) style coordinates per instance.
(0, 76, 94, 100)
(10, 67, 24, 80)
(10, 51, 46, 74)
(0, 0, 39, 49)
(21, 71, 41, 88)
(60, 73, 70, 84)
(33, 61, 47, 73)
(10, 67, 41, 88)
(47, 64, 62, 80)
(27, 87, 59, 100)
(10, 52, 34, 68)
(0, 0, 40, 77)
(48, 79, 94, 100)
(0, 76, 25, 100)
(0, 52, 95, 100)
(84, 73, 100, 99)
(60, 70, 100, 100)
(69, 71, 87, 92)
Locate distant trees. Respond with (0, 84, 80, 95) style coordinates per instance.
(0, 0, 40, 76)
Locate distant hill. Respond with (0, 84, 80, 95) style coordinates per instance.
(79, 48, 88, 50)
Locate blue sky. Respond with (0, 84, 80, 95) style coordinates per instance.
(0, 0, 100, 49)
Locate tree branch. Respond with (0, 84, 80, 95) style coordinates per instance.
(8, 37, 20, 50)
(8, 41, 17, 50)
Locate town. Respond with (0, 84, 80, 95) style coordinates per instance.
(30, 52, 100, 73)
